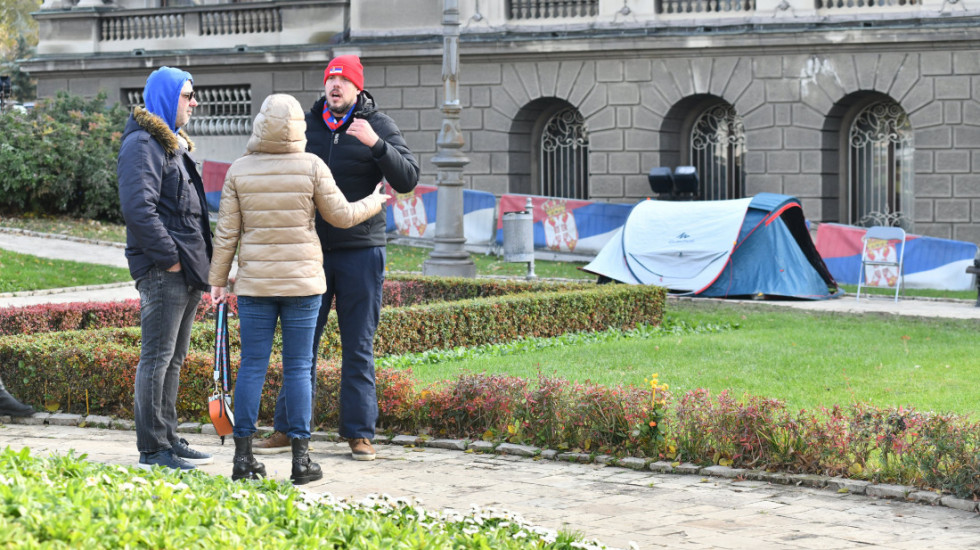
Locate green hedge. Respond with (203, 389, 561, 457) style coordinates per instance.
(0, 283, 664, 424)
(320, 283, 665, 357)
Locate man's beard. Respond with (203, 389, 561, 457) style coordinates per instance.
(329, 98, 355, 118)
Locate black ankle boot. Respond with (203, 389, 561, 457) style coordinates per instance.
(290, 437, 322, 485)
(0, 386, 34, 417)
(232, 436, 266, 481)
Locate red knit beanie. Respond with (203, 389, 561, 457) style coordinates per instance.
(324, 55, 364, 91)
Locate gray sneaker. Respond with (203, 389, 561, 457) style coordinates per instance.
(137, 449, 195, 471)
(171, 438, 214, 465)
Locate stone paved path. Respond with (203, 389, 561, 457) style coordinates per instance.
(1, 423, 978, 550)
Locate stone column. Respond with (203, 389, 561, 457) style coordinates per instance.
(423, 0, 476, 278)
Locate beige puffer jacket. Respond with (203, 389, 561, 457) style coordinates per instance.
(208, 94, 385, 297)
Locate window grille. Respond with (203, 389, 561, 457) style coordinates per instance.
(848, 101, 914, 229)
(689, 104, 745, 201)
(124, 85, 252, 136)
(539, 108, 589, 199)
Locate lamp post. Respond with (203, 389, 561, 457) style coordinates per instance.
(422, 0, 476, 278)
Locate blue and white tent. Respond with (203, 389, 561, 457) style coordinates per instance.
(583, 193, 841, 299)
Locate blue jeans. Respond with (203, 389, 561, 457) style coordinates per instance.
(134, 268, 202, 453)
(233, 294, 321, 440)
(271, 246, 385, 439)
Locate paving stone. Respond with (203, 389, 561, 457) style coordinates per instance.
(373, 434, 391, 444)
(496, 442, 539, 457)
(594, 454, 615, 465)
(540, 449, 559, 460)
(649, 460, 674, 473)
(46, 413, 83, 426)
(176, 422, 201, 433)
(200, 424, 217, 436)
(425, 438, 467, 451)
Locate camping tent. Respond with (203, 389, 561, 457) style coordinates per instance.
(583, 193, 841, 299)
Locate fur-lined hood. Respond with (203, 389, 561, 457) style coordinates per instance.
(130, 106, 195, 155)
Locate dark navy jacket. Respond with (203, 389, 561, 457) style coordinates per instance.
(306, 91, 420, 251)
(117, 107, 213, 291)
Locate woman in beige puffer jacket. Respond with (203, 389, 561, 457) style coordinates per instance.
(208, 93, 389, 485)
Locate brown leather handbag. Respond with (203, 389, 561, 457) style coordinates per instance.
(208, 302, 234, 443)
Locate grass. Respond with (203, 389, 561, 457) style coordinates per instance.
(0, 248, 132, 292)
(0, 215, 594, 281)
(389, 298, 980, 417)
(385, 242, 592, 280)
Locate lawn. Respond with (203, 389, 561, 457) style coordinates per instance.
(388, 298, 980, 417)
(0, 248, 132, 293)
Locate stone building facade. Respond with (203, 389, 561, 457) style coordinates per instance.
(23, 0, 980, 243)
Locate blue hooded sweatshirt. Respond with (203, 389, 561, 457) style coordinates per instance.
(143, 66, 193, 133)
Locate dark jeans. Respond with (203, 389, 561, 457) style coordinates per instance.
(271, 246, 385, 439)
(134, 268, 202, 453)
(234, 294, 321, 440)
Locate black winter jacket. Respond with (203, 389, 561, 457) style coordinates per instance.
(117, 107, 213, 291)
(306, 91, 420, 250)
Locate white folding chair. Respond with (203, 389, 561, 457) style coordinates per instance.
(856, 226, 906, 302)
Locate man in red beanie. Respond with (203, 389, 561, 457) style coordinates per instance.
(253, 54, 419, 461)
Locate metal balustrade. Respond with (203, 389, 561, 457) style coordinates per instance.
(124, 86, 252, 137)
(507, 0, 598, 19)
(657, 0, 756, 14)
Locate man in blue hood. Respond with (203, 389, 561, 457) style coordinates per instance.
(117, 66, 214, 471)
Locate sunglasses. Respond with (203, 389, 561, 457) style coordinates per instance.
(180, 90, 197, 102)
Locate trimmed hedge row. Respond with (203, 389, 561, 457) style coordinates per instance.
(0, 274, 590, 336)
(0, 283, 664, 424)
(320, 283, 665, 357)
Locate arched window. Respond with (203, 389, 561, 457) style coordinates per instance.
(848, 101, 914, 228)
(689, 103, 745, 201)
(539, 107, 589, 199)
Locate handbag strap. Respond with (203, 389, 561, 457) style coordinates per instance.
(213, 303, 229, 394)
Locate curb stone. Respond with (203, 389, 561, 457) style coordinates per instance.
(701, 465, 748, 479)
(468, 440, 495, 453)
(825, 477, 870, 495)
(495, 442, 539, 457)
(425, 438, 467, 451)
(940, 495, 979, 512)
(618, 457, 649, 470)
(5, 415, 978, 516)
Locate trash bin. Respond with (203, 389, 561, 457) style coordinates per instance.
(502, 197, 536, 279)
